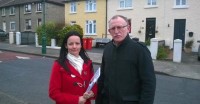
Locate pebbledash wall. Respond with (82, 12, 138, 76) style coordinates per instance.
(107, 0, 200, 52)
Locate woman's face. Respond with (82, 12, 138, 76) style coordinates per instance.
(65, 35, 82, 57)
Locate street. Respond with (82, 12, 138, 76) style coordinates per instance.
(0, 51, 200, 104)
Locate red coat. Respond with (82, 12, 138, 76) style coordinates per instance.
(49, 60, 97, 104)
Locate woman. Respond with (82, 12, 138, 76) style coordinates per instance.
(49, 31, 97, 104)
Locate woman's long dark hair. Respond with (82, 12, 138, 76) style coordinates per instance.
(57, 31, 91, 72)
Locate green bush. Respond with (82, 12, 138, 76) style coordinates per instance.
(156, 46, 168, 60)
(185, 40, 193, 48)
(36, 22, 64, 46)
(145, 38, 151, 46)
(58, 24, 83, 46)
(36, 23, 83, 46)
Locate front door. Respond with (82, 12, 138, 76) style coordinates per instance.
(174, 19, 186, 47)
(145, 18, 156, 41)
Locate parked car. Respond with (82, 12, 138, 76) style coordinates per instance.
(0, 29, 8, 41)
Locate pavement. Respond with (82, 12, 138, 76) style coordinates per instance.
(0, 41, 200, 80)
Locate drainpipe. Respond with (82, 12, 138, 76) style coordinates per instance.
(105, 0, 108, 38)
(18, 5, 21, 32)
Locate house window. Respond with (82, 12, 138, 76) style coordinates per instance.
(25, 4, 32, 13)
(36, 3, 42, 12)
(176, 0, 186, 6)
(1, 8, 5, 16)
(86, 20, 96, 35)
(10, 21, 16, 31)
(174, 0, 188, 8)
(25, 19, 32, 30)
(70, 2, 76, 13)
(147, 0, 156, 5)
(86, 0, 96, 12)
(37, 18, 42, 26)
(3, 22, 6, 31)
(119, 0, 132, 9)
(10, 6, 15, 15)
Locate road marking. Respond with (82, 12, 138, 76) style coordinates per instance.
(16, 56, 30, 59)
(0, 91, 28, 104)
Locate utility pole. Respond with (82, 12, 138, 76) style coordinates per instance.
(42, 0, 46, 54)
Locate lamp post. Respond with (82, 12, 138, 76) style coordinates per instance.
(42, 0, 46, 54)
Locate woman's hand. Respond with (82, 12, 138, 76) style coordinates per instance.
(83, 91, 94, 99)
(78, 96, 86, 104)
(78, 91, 94, 104)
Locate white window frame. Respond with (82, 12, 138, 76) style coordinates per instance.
(3, 22, 6, 31)
(86, 0, 96, 12)
(70, 2, 76, 13)
(176, 0, 186, 6)
(85, 20, 96, 35)
(144, 0, 158, 8)
(36, 3, 42, 12)
(10, 21, 16, 31)
(1, 8, 6, 16)
(119, 0, 132, 9)
(147, 0, 156, 6)
(24, 4, 32, 13)
(37, 18, 42, 26)
(10, 6, 15, 15)
(173, 0, 188, 8)
(25, 19, 32, 30)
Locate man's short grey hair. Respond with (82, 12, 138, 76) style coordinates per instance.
(108, 15, 128, 24)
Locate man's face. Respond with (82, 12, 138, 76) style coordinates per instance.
(108, 17, 130, 45)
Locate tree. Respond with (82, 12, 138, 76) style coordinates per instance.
(58, 24, 83, 46)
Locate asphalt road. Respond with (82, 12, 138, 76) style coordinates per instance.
(0, 51, 200, 104)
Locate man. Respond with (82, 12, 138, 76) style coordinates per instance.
(96, 15, 156, 104)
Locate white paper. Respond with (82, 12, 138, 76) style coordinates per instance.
(86, 67, 101, 92)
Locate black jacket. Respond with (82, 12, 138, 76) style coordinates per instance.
(96, 35, 156, 104)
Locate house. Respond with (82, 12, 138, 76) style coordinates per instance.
(107, 0, 200, 52)
(0, 0, 65, 33)
(64, 0, 107, 38)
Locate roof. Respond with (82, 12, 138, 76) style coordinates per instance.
(0, 0, 64, 8)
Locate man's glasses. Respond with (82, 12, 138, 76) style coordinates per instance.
(109, 25, 128, 32)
